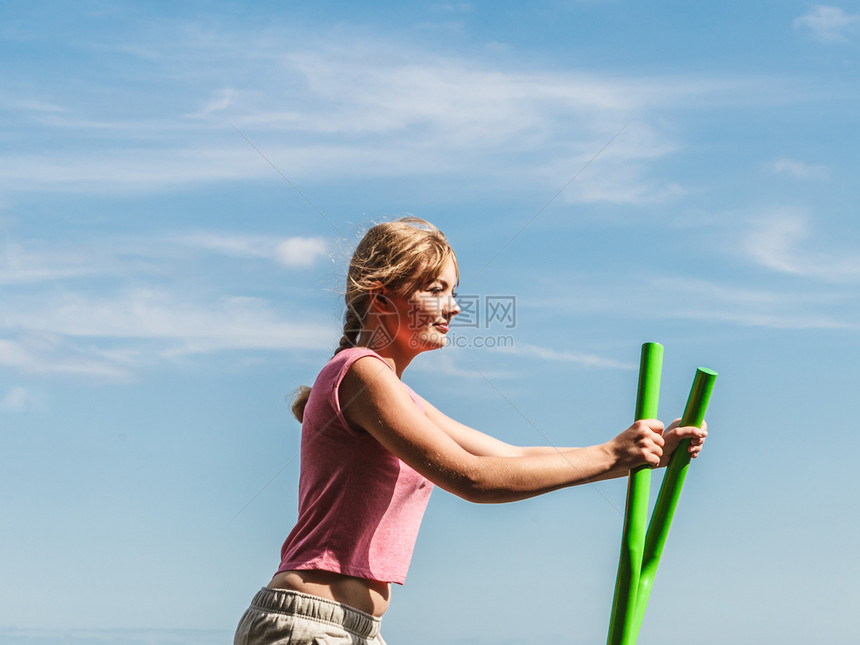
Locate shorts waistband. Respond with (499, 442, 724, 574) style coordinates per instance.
(252, 587, 382, 639)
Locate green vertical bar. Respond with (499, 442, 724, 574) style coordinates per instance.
(630, 367, 717, 639)
(606, 342, 663, 645)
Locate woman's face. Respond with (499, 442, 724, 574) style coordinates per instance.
(389, 258, 460, 353)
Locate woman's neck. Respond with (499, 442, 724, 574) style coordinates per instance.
(353, 337, 414, 379)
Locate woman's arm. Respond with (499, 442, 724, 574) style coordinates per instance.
(420, 394, 706, 464)
(417, 395, 528, 457)
(339, 357, 671, 504)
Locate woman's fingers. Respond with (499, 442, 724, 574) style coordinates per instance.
(633, 419, 664, 466)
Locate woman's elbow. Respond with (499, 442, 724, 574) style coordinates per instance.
(446, 465, 512, 504)
(428, 455, 518, 504)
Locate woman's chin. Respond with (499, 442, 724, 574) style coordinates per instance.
(410, 331, 447, 351)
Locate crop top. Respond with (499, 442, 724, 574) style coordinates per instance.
(277, 347, 434, 585)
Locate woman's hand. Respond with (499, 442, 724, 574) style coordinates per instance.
(606, 419, 666, 470)
(659, 418, 708, 466)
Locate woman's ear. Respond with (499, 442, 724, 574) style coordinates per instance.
(369, 285, 391, 312)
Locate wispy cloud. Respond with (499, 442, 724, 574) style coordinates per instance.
(0, 241, 108, 285)
(794, 5, 859, 42)
(0, 95, 66, 115)
(258, 49, 761, 140)
(0, 289, 337, 382)
(432, 2, 473, 12)
(186, 87, 237, 119)
(648, 275, 858, 330)
(742, 213, 809, 275)
(509, 343, 636, 370)
(0, 147, 273, 194)
(768, 158, 829, 180)
(275, 237, 330, 267)
(179, 232, 330, 267)
(742, 212, 860, 281)
(0, 226, 338, 379)
(539, 121, 686, 205)
(0, 27, 786, 203)
(2, 289, 335, 354)
(529, 273, 859, 331)
(0, 386, 46, 412)
(409, 350, 515, 381)
(0, 231, 331, 285)
(0, 337, 132, 379)
(562, 162, 685, 204)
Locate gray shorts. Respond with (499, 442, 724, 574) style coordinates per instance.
(234, 587, 387, 645)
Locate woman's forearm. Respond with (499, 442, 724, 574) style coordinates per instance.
(455, 443, 620, 504)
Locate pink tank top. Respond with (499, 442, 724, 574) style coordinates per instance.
(277, 347, 434, 585)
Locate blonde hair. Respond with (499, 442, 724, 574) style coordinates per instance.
(291, 217, 457, 422)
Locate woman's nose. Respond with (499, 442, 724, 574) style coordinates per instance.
(447, 295, 461, 317)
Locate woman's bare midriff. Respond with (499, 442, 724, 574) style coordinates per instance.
(268, 570, 391, 618)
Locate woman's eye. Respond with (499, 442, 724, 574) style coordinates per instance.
(451, 292, 459, 299)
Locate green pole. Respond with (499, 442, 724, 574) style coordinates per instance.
(606, 342, 663, 645)
(630, 367, 717, 639)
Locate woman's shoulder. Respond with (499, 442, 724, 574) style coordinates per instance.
(337, 349, 425, 413)
(328, 346, 389, 370)
(303, 348, 395, 435)
(314, 347, 390, 387)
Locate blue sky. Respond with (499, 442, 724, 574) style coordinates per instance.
(1, 1, 859, 643)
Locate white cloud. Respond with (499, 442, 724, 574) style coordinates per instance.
(648, 276, 857, 330)
(186, 87, 236, 119)
(0, 286, 340, 381)
(0, 240, 112, 284)
(743, 213, 809, 275)
(265, 50, 754, 142)
(432, 2, 473, 12)
(0, 228, 339, 379)
(0, 338, 132, 379)
(538, 122, 686, 205)
(275, 237, 329, 267)
(0, 30, 773, 204)
(1, 289, 336, 355)
(172, 231, 332, 268)
(0, 386, 45, 412)
(563, 163, 685, 204)
(529, 272, 859, 331)
(742, 212, 860, 281)
(769, 158, 828, 180)
(0, 232, 331, 286)
(176, 232, 276, 259)
(511, 343, 635, 370)
(0, 146, 272, 194)
(409, 351, 515, 381)
(794, 5, 859, 42)
(0, 94, 65, 114)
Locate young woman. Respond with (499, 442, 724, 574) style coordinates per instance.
(233, 217, 707, 644)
